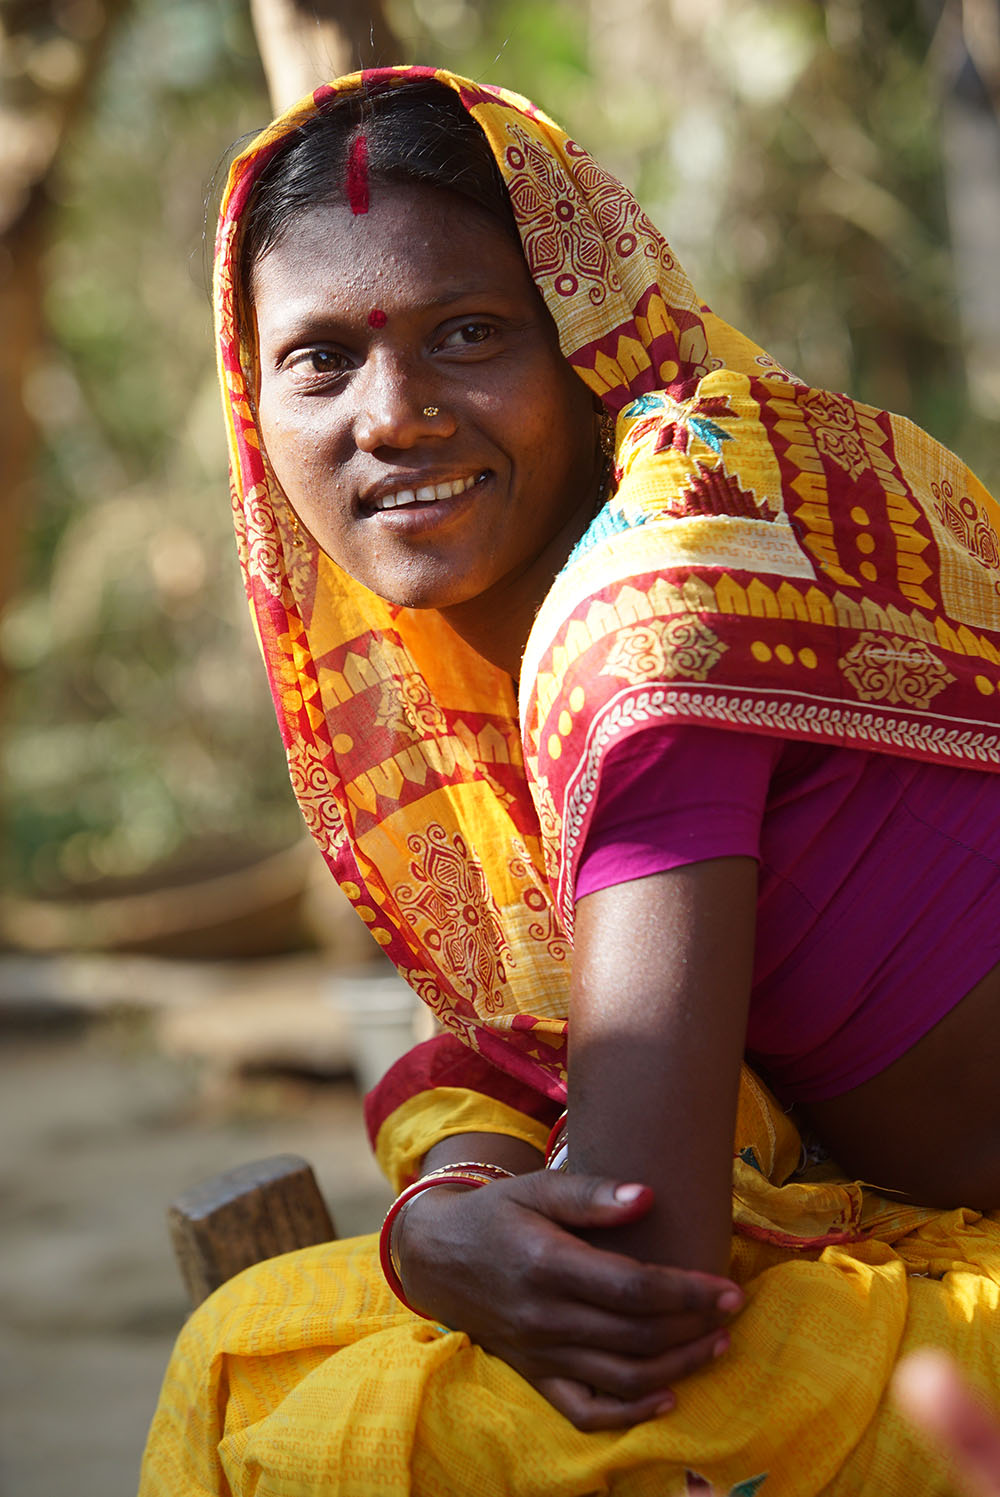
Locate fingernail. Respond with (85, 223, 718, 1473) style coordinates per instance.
(613, 1182, 647, 1204)
(717, 1289, 744, 1314)
(654, 1392, 675, 1415)
(713, 1333, 730, 1359)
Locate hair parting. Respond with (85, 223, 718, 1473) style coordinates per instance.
(345, 132, 370, 215)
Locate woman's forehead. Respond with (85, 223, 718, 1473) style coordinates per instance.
(251, 183, 538, 324)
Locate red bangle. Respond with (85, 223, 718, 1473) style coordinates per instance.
(544, 1110, 569, 1171)
(379, 1162, 514, 1315)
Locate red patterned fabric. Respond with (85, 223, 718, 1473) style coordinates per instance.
(363, 1034, 562, 1150)
(215, 65, 1000, 1099)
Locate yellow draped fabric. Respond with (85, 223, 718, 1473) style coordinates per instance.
(141, 1074, 1000, 1495)
(140, 66, 1000, 1495)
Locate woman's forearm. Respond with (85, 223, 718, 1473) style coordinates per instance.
(568, 858, 757, 1276)
(568, 1023, 739, 1275)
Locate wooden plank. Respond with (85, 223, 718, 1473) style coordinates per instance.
(167, 1154, 336, 1307)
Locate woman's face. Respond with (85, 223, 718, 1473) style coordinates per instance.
(252, 183, 600, 618)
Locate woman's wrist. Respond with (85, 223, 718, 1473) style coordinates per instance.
(381, 1161, 516, 1313)
(420, 1131, 545, 1178)
(382, 1134, 545, 1315)
(389, 1180, 476, 1310)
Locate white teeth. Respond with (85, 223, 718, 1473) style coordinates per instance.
(373, 474, 480, 511)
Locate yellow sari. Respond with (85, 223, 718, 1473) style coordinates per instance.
(140, 66, 1000, 1496)
(141, 1068, 1000, 1496)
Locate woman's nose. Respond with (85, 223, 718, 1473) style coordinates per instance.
(353, 355, 455, 452)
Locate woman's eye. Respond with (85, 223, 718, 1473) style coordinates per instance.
(286, 349, 348, 377)
(438, 322, 495, 350)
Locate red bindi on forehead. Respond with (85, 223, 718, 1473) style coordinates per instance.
(368, 308, 387, 328)
(345, 133, 369, 216)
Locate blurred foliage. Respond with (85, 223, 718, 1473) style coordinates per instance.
(421, 0, 996, 471)
(2, 0, 997, 898)
(1, 0, 295, 894)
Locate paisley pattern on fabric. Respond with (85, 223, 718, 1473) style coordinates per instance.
(933, 477, 1000, 570)
(214, 64, 1000, 1096)
(502, 123, 662, 306)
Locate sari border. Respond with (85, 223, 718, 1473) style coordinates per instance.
(555, 679, 1000, 923)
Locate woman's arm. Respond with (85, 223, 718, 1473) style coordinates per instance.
(394, 1130, 743, 1429)
(569, 855, 757, 1276)
(364, 970, 749, 1430)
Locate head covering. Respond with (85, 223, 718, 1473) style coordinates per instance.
(216, 66, 1000, 1099)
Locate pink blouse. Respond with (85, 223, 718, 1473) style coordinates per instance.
(575, 725, 1000, 1102)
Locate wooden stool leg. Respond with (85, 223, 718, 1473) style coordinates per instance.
(167, 1154, 336, 1307)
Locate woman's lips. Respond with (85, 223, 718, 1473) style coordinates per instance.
(367, 472, 485, 512)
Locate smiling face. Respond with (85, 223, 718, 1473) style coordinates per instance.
(251, 183, 601, 660)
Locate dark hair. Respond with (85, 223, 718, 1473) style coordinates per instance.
(236, 80, 520, 322)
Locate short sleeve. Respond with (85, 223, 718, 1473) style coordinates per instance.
(575, 723, 782, 901)
(364, 1033, 562, 1190)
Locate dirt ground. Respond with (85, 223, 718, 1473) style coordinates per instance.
(0, 956, 395, 1497)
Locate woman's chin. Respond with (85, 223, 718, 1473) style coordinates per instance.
(334, 562, 492, 615)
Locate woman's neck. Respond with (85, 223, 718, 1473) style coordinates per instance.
(439, 584, 538, 681)
(440, 457, 609, 679)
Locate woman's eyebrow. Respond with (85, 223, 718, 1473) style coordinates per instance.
(349, 282, 513, 317)
(420, 281, 509, 307)
(265, 284, 513, 339)
(260, 309, 347, 347)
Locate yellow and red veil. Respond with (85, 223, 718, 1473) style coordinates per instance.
(216, 64, 1000, 1103)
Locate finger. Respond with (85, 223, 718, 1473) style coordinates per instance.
(893, 1351, 1000, 1497)
(514, 1170, 658, 1229)
(533, 1374, 676, 1433)
(510, 1174, 744, 1317)
(567, 1254, 744, 1321)
(534, 1325, 731, 1401)
(508, 1297, 732, 1358)
(516, 1222, 743, 1321)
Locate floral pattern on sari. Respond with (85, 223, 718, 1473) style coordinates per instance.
(601, 617, 727, 685)
(394, 824, 512, 1013)
(838, 632, 955, 709)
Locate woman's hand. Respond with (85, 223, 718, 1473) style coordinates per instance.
(394, 1170, 743, 1431)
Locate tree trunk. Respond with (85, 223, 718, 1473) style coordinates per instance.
(249, 0, 402, 115)
(0, 0, 128, 712)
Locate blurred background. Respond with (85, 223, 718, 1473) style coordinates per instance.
(1, 0, 999, 1491)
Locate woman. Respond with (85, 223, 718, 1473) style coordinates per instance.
(141, 67, 1000, 1495)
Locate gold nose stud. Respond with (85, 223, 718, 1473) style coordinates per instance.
(422, 406, 440, 418)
